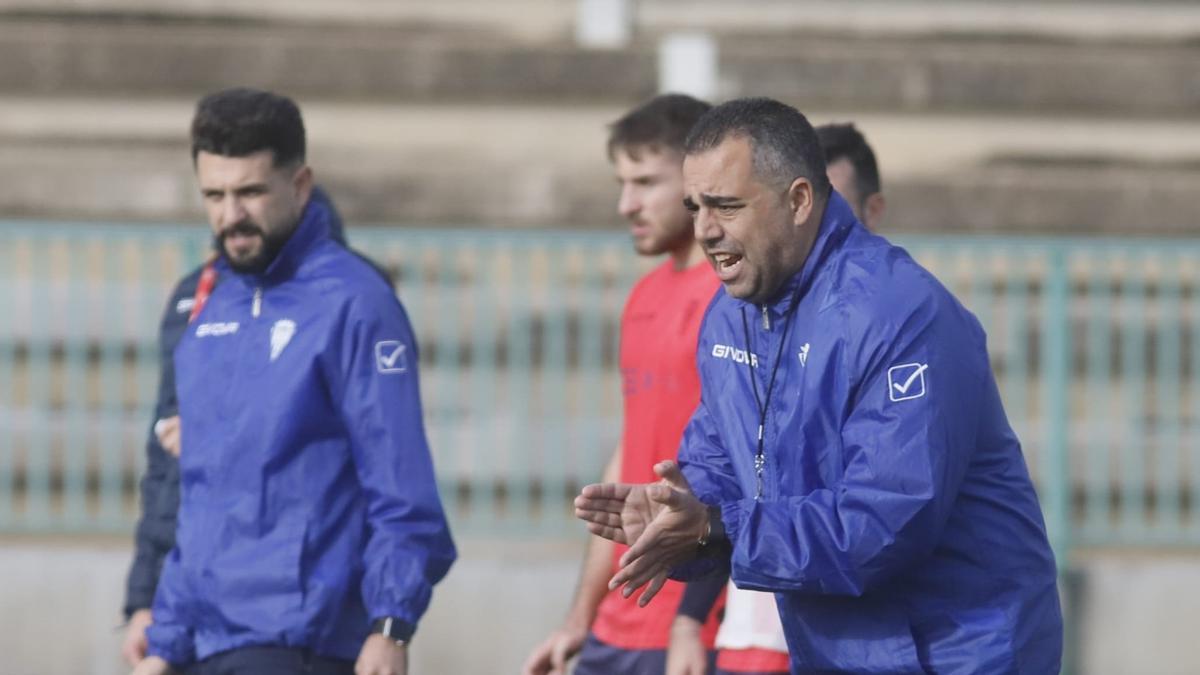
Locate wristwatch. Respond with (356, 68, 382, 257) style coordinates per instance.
(370, 617, 413, 646)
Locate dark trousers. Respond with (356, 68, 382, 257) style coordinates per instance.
(573, 633, 718, 675)
(186, 646, 355, 675)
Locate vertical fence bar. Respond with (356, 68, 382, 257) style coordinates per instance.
(1120, 254, 1147, 538)
(1192, 258, 1200, 538)
(576, 243, 607, 490)
(507, 242, 534, 529)
(0, 233, 18, 528)
(97, 240, 126, 525)
(1042, 246, 1071, 566)
(1084, 249, 1114, 542)
(541, 245, 570, 532)
(432, 239, 461, 528)
(967, 247, 994, 337)
(1155, 253, 1182, 537)
(61, 237, 89, 528)
(1003, 252, 1031, 469)
(469, 243, 501, 531)
(132, 238, 170, 525)
(25, 237, 54, 529)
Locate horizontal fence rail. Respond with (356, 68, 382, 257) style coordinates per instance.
(1, 222, 1199, 554)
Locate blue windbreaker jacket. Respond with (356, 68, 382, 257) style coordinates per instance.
(124, 187, 363, 620)
(677, 193, 1062, 674)
(146, 197, 456, 666)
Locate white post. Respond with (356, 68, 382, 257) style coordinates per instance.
(575, 0, 632, 49)
(657, 31, 718, 100)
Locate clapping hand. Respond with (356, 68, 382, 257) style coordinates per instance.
(574, 461, 710, 607)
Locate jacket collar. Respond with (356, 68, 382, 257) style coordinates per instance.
(216, 195, 333, 285)
(755, 189, 858, 317)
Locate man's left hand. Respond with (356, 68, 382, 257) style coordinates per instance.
(355, 634, 407, 675)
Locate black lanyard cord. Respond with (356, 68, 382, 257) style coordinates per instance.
(740, 289, 802, 500)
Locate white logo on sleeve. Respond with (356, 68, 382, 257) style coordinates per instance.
(798, 343, 810, 367)
(270, 319, 296, 361)
(887, 362, 928, 401)
(375, 340, 408, 374)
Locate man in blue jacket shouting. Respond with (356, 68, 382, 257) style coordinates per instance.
(132, 87, 456, 675)
(576, 97, 1063, 674)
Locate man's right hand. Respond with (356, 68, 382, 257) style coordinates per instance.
(121, 609, 154, 666)
(520, 622, 588, 675)
(129, 655, 174, 675)
(574, 476, 665, 546)
(154, 416, 181, 458)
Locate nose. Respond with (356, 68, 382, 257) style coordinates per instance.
(693, 208, 721, 244)
(221, 195, 247, 227)
(617, 184, 639, 220)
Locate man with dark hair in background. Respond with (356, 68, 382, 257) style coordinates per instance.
(666, 120, 888, 675)
(816, 122, 884, 231)
(577, 97, 1062, 674)
(119, 187, 386, 666)
(522, 93, 726, 675)
(131, 87, 455, 675)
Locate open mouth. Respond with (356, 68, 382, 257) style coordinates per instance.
(712, 252, 741, 269)
(710, 252, 744, 281)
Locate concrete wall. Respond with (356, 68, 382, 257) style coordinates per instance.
(1, 537, 1198, 674)
(0, 536, 582, 675)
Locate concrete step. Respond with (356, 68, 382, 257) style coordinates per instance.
(721, 35, 1200, 117)
(1, 12, 1197, 116)
(5, 0, 1200, 43)
(641, 0, 1200, 44)
(1, 98, 1198, 233)
(0, 0, 574, 41)
(0, 18, 652, 103)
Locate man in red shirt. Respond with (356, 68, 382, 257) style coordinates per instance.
(522, 94, 723, 675)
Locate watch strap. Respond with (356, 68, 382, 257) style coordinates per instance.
(370, 616, 415, 644)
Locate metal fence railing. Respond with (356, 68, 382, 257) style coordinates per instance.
(2, 222, 1199, 559)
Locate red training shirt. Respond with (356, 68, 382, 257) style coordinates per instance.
(590, 258, 722, 651)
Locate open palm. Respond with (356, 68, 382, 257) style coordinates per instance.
(575, 481, 664, 545)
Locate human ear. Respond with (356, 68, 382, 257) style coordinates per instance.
(863, 192, 886, 231)
(292, 165, 314, 207)
(788, 177, 814, 226)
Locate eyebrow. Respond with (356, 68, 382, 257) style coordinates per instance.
(201, 182, 269, 196)
(700, 193, 742, 207)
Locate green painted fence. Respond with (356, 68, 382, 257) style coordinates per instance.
(2, 222, 1199, 557)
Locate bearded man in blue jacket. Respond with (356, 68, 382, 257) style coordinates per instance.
(132, 87, 456, 675)
(576, 97, 1063, 674)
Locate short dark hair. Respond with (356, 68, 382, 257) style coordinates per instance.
(190, 87, 306, 167)
(684, 97, 830, 198)
(816, 122, 881, 199)
(607, 93, 712, 161)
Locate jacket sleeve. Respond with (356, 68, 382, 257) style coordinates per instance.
(324, 290, 457, 639)
(145, 548, 196, 667)
(721, 297, 985, 597)
(124, 272, 196, 617)
(672, 397, 740, 580)
(123, 417, 178, 616)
